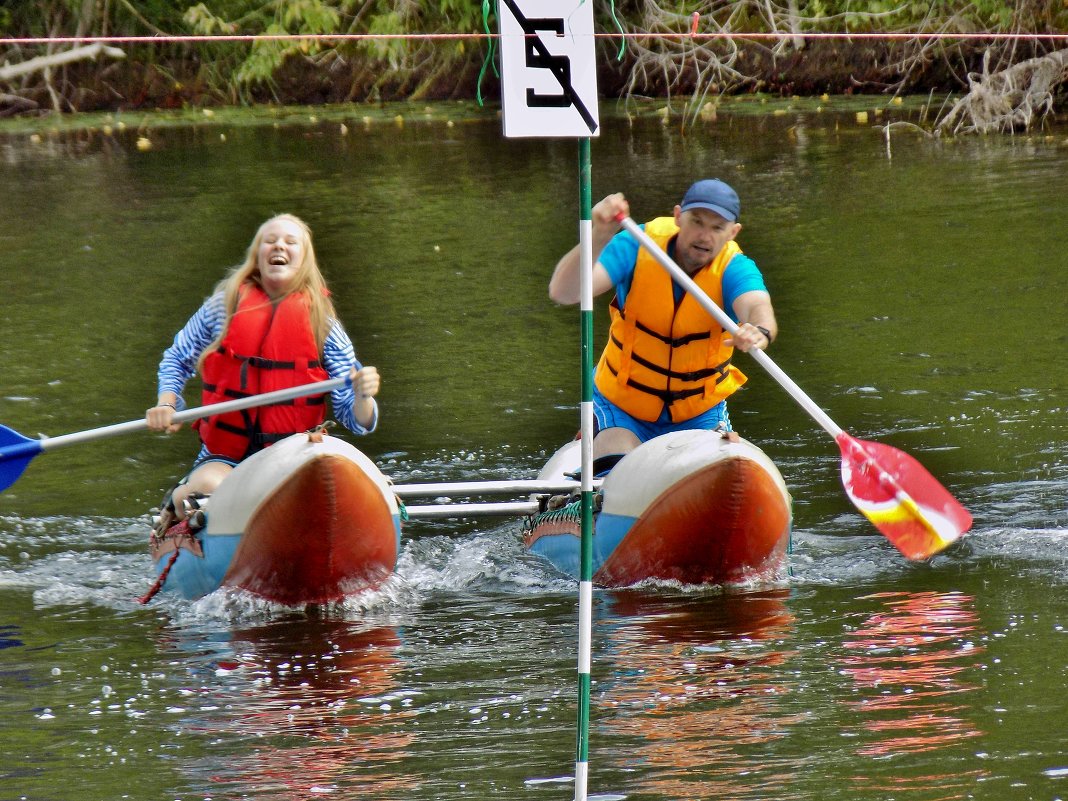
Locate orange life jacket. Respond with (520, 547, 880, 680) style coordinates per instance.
(593, 217, 748, 423)
(196, 285, 329, 460)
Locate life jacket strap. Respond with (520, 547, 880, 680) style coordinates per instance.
(213, 418, 251, 437)
(240, 355, 322, 371)
(620, 311, 712, 347)
(202, 383, 326, 405)
(215, 346, 323, 390)
(605, 363, 707, 403)
(607, 333, 731, 383)
(202, 382, 249, 400)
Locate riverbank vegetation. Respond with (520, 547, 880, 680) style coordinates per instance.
(2, 1, 1067, 133)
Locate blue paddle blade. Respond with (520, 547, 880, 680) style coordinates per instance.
(0, 424, 43, 492)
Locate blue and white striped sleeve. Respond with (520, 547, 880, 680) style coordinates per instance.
(157, 293, 226, 409)
(323, 320, 377, 435)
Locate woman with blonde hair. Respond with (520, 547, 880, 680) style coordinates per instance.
(146, 214, 380, 522)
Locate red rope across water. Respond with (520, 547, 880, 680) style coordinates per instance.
(3, 31, 1068, 47)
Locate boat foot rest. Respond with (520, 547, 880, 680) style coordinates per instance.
(150, 490, 209, 539)
(565, 453, 626, 481)
(181, 492, 208, 517)
(546, 493, 575, 511)
(149, 484, 179, 538)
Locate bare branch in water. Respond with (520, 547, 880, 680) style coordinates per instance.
(935, 47, 1068, 134)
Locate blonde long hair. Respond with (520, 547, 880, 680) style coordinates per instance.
(198, 214, 337, 371)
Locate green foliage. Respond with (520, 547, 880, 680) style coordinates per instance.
(4, 0, 1068, 110)
(436, 0, 491, 31)
(799, 0, 1068, 31)
(282, 0, 341, 34)
(183, 3, 237, 35)
(184, 0, 341, 86)
(176, 0, 487, 93)
(360, 9, 407, 69)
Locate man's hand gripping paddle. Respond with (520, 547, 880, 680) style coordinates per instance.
(616, 213, 972, 560)
(0, 376, 352, 493)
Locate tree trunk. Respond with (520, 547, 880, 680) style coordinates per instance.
(0, 43, 126, 82)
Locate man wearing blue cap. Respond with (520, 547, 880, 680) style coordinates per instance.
(549, 179, 778, 460)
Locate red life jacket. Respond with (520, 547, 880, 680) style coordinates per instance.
(195, 285, 329, 460)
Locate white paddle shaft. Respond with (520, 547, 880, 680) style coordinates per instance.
(393, 478, 599, 497)
(38, 376, 351, 452)
(403, 500, 541, 518)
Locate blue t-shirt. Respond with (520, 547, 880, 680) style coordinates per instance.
(599, 226, 767, 321)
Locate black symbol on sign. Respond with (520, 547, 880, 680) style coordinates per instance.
(500, 0, 598, 134)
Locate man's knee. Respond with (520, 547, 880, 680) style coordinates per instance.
(593, 426, 640, 458)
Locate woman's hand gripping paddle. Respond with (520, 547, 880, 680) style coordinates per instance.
(616, 214, 972, 560)
(0, 376, 352, 493)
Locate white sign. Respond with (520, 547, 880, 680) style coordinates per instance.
(498, 0, 599, 138)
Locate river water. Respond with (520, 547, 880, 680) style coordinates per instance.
(1, 101, 1066, 800)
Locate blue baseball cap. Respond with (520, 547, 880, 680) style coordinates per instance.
(679, 179, 740, 222)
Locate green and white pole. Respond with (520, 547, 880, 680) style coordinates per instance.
(493, 3, 599, 794)
(575, 136, 594, 801)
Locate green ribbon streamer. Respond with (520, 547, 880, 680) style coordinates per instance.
(607, 0, 625, 60)
(477, 0, 499, 107)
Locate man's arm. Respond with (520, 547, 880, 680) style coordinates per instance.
(729, 289, 778, 352)
(549, 193, 629, 306)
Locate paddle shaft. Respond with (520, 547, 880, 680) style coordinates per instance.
(404, 500, 541, 518)
(392, 478, 599, 498)
(617, 215, 844, 439)
(35, 376, 351, 453)
(620, 216, 973, 559)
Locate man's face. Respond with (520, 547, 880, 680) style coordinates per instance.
(672, 206, 741, 274)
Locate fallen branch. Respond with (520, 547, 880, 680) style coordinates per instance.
(935, 47, 1068, 135)
(0, 42, 126, 83)
(0, 92, 39, 117)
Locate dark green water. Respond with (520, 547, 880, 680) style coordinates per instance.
(1, 105, 1066, 800)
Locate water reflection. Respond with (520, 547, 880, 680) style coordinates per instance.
(165, 614, 417, 799)
(595, 590, 802, 800)
(839, 591, 986, 796)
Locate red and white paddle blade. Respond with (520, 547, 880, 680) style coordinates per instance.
(837, 434, 973, 561)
